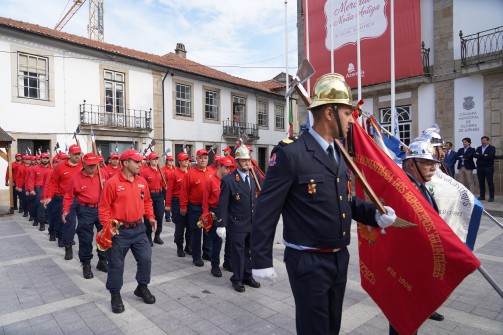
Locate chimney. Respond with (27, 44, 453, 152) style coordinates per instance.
(175, 43, 187, 58)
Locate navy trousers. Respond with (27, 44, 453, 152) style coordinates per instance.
(285, 247, 350, 335)
(106, 223, 151, 292)
(34, 187, 47, 224)
(50, 196, 64, 239)
(171, 197, 191, 246)
(188, 203, 212, 262)
(208, 207, 223, 268)
(229, 231, 252, 283)
(477, 165, 495, 198)
(145, 192, 164, 237)
(76, 205, 105, 263)
(62, 198, 78, 245)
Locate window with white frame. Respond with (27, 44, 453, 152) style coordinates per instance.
(379, 105, 412, 145)
(205, 89, 219, 120)
(176, 83, 192, 117)
(104, 70, 125, 114)
(258, 101, 268, 127)
(232, 95, 246, 127)
(17, 53, 49, 100)
(275, 104, 285, 130)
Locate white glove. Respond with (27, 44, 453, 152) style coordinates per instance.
(375, 206, 396, 229)
(252, 267, 278, 283)
(216, 227, 226, 240)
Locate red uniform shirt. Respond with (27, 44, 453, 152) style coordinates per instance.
(179, 167, 211, 210)
(99, 172, 155, 224)
(14, 164, 30, 188)
(207, 165, 218, 177)
(140, 166, 165, 192)
(104, 165, 121, 179)
(27, 164, 52, 191)
(63, 170, 102, 213)
(99, 167, 109, 182)
(202, 174, 222, 215)
(47, 160, 83, 198)
(5, 161, 22, 184)
(165, 167, 187, 206)
(42, 169, 55, 199)
(24, 166, 36, 192)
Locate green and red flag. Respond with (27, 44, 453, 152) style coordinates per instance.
(352, 119, 480, 334)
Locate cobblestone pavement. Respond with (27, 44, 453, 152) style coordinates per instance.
(0, 199, 502, 335)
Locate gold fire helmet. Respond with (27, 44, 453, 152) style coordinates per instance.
(234, 146, 251, 160)
(308, 73, 353, 110)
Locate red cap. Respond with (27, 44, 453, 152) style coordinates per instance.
(69, 144, 82, 154)
(98, 155, 105, 163)
(22, 155, 30, 160)
(166, 155, 174, 161)
(222, 147, 232, 153)
(218, 157, 234, 167)
(213, 154, 222, 162)
(109, 153, 119, 159)
(246, 145, 253, 152)
(30, 156, 36, 161)
(15, 153, 22, 157)
(83, 153, 100, 165)
(41, 153, 50, 158)
(177, 152, 189, 161)
(35, 155, 41, 160)
(196, 149, 208, 157)
(57, 152, 69, 160)
(52, 157, 59, 163)
(147, 152, 159, 160)
(120, 149, 143, 162)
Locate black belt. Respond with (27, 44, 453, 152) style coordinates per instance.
(79, 202, 99, 208)
(121, 220, 142, 229)
(150, 189, 162, 193)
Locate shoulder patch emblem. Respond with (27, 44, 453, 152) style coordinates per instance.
(269, 153, 277, 167)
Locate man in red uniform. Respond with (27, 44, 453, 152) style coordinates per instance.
(165, 152, 191, 257)
(27, 152, 52, 231)
(180, 149, 212, 267)
(44, 144, 82, 249)
(140, 152, 166, 246)
(202, 157, 233, 277)
(5, 153, 23, 211)
(161, 155, 175, 222)
(15, 155, 32, 218)
(206, 154, 221, 176)
(63, 153, 108, 278)
(99, 149, 157, 314)
(43, 152, 68, 241)
(25, 156, 38, 223)
(104, 153, 121, 178)
(246, 145, 265, 181)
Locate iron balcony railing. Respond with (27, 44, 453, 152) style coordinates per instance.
(222, 119, 259, 139)
(460, 26, 503, 66)
(79, 100, 152, 130)
(421, 41, 431, 77)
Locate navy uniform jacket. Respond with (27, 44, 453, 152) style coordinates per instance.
(218, 169, 261, 233)
(456, 147, 476, 170)
(251, 130, 378, 270)
(474, 144, 495, 167)
(443, 150, 457, 176)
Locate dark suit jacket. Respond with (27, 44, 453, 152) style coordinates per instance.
(474, 144, 495, 167)
(443, 150, 457, 177)
(456, 147, 476, 170)
(251, 130, 378, 269)
(218, 170, 261, 233)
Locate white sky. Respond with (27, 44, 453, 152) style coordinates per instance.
(0, 0, 299, 81)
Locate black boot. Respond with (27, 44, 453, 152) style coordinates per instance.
(147, 234, 154, 247)
(82, 262, 93, 279)
(32, 220, 38, 227)
(23, 212, 28, 217)
(96, 259, 108, 273)
(111, 291, 125, 313)
(184, 244, 192, 255)
(64, 245, 73, 260)
(153, 233, 164, 245)
(49, 234, 56, 241)
(39, 222, 45, 231)
(134, 284, 156, 304)
(58, 239, 64, 247)
(176, 243, 185, 257)
(29, 216, 34, 221)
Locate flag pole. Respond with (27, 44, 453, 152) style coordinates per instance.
(330, 0, 334, 72)
(390, 0, 396, 136)
(305, 0, 311, 95)
(356, 0, 362, 102)
(285, 0, 290, 135)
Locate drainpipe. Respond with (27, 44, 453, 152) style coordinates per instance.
(162, 69, 169, 155)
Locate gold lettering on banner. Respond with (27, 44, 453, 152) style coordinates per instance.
(387, 267, 413, 291)
(354, 154, 447, 279)
(360, 260, 376, 285)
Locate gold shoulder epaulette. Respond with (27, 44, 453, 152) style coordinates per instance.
(280, 136, 299, 145)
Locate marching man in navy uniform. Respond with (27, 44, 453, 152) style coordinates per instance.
(218, 145, 262, 292)
(251, 73, 397, 335)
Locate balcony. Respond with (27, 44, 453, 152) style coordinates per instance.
(79, 101, 152, 134)
(460, 26, 503, 67)
(421, 41, 431, 77)
(222, 120, 259, 142)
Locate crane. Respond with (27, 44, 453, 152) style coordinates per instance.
(54, 0, 104, 42)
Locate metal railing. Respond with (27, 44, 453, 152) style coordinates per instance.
(222, 119, 259, 139)
(421, 41, 431, 76)
(80, 100, 152, 130)
(460, 26, 503, 66)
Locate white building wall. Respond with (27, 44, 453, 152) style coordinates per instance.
(417, 83, 436, 133)
(420, 0, 435, 65)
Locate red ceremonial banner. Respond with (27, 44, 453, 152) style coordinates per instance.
(305, 0, 423, 89)
(352, 120, 480, 334)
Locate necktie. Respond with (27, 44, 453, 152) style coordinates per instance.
(420, 184, 433, 206)
(327, 145, 337, 165)
(245, 175, 251, 192)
